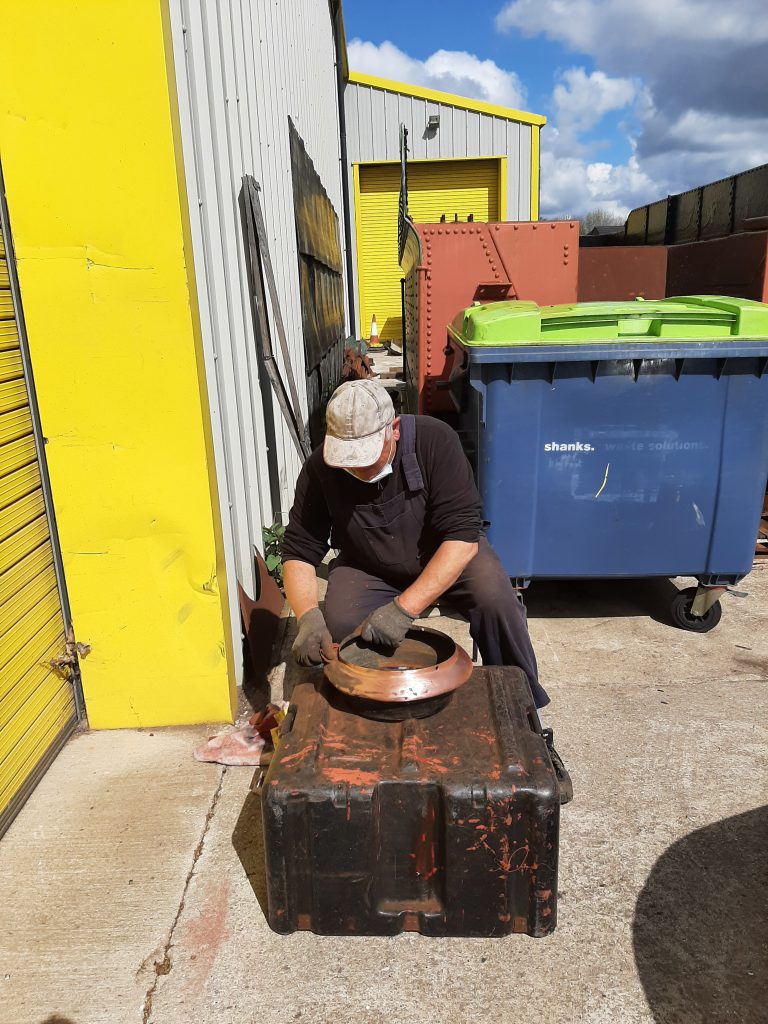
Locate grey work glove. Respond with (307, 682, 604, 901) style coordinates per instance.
(292, 607, 334, 666)
(359, 598, 417, 649)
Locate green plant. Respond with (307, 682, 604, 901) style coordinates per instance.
(262, 521, 287, 589)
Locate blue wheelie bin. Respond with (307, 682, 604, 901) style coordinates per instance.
(449, 296, 768, 630)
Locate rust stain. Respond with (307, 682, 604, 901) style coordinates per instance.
(412, 805, 439, 879)
(323, 767, 380, 786)
(181, 880, 230, 998)
(498, 834, 512, 872)
(468, 730, 496, 746)
(466, 823, 532, 877)
(279, 743, 315, 768)
(401, 733, 448, 774)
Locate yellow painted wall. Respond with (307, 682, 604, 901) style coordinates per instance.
(0, 0, 236, 727)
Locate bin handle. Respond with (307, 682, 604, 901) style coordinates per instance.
(468, 376, 487, 426)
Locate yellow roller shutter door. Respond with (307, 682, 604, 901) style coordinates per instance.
(357, 159, 500, 342)
(0, 220, 76, 837)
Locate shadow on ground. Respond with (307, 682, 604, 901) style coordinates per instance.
(633, 805, 768, 1023)
(523, 577, 682, 626)
(232, 783, 270, 921)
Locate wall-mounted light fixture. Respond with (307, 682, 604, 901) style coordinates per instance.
(427, 114, 440, 131)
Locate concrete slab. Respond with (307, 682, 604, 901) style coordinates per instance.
(1, 567, 766, 1024)
(0, 725, 223, 1024)
(147, 570, 768, 1024)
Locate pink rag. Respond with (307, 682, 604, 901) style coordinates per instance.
(194, 725, 266, 766)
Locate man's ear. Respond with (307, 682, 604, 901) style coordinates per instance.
(392, 416, 401, 441)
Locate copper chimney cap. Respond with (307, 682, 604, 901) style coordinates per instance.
(324, 626, 473, 703)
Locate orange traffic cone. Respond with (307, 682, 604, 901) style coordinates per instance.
(370, 313, 379, 347)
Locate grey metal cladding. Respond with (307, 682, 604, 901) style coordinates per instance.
(168, 0, 346, 677)
(343, 79, 535, 332)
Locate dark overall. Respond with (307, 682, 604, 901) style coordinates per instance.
(323, 416, 548, 708)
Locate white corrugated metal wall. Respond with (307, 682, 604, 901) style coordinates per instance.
(166, 0, 346, 680)
(345, 78, 536, 335)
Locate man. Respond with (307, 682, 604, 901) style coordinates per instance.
(281, 378, 549, 712)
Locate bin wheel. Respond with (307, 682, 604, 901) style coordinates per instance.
(670, 587, 723, 632)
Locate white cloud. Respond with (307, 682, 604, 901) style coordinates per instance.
(496, 0, 768, 217)
(544, 66, 639, 169)
(495, 0, 768, 119)
(540, 151, 657, 221)
(552, 69, 637, 137)
(348, 21, 768, 223)
(347, 39, 528, 109)
(538, 66, 649, 217)
(641, 107, 768, 166)
(495, 0, 768, 52)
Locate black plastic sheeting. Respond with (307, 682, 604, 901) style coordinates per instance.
(289, 118, 346, 447)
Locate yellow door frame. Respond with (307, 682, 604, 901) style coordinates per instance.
(531, 126, 540, 221)
(352, 163, 365, 339)
(353, 156, 508, 337)
(347, 71, 546, 129)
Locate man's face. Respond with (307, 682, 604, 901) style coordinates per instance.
(346, 417, 401, 482)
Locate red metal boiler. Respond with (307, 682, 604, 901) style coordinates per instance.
(401, 220, 579, 415)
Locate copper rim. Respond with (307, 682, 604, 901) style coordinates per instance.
(323, 626, 473, 703)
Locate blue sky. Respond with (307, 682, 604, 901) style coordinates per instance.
(344, 0, 768, 219)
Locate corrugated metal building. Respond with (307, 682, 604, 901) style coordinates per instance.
(0, 0, 348, 834)
(0, 0, 547, 835)
(165, 0, 348, 636)
(344, 71, 545, 340)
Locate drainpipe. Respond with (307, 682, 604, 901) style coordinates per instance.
(331, 0, 357, 337)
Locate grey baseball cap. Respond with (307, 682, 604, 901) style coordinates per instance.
(323, 379, 395, 468)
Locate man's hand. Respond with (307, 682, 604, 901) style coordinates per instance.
(359, 599, 416, 649)
(292, 607, 335, 666)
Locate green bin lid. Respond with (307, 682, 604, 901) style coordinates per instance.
(449, 295, 768, 346)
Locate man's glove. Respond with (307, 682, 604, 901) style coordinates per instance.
(359, 598, 417, 649)
(292, 607, 334, 666)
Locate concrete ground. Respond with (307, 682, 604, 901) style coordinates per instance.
(1, 568, 766, 1024)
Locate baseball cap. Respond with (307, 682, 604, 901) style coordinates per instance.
(323, 379, 395, 468)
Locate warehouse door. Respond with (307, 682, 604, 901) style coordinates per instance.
(356, 158, 501, 342)
(0, 198, 78, 839)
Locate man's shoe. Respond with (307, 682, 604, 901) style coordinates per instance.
(541, 727, 573, 805)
